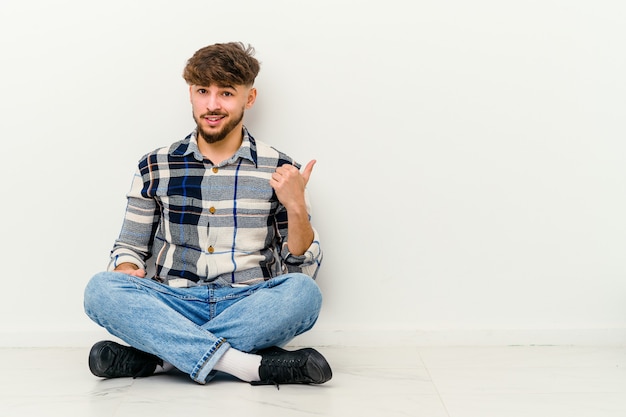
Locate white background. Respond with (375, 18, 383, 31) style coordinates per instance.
(1, 0, 624, 346)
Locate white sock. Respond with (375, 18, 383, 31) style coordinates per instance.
(154, 361, 175, 374)
(214, 348, 262, 382)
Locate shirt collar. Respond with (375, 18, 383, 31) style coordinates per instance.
(171, 126, 258, 167)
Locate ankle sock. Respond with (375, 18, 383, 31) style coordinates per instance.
(214, 348, 262, 382)
(154, 361, 175, 374)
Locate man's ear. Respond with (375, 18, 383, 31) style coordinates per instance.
(246, 87, 257, 109)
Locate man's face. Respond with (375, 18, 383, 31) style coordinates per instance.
(190, 84, 256, 144)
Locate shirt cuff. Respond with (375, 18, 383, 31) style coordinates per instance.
(107, 253, 145, 272)
(282, 229, 322, 267)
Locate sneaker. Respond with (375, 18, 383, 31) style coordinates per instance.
(252, 346, 332, 386)
(89, 340, 162, 378)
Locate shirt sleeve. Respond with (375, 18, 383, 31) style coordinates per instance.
(107, 166, 160, 271)
(278, 190, 323, 279)
(282, 226, 323, 279)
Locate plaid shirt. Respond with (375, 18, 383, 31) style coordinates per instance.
(108, 127, 322, 286)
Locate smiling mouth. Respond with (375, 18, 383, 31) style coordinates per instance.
(200, 114, 226, 127)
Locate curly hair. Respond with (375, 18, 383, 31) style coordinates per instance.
(183, 42, 260, 87)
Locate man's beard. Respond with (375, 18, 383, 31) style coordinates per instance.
(195, 107, 245, 144)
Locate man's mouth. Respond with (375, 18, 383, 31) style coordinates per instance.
(202, 114, 226, 125)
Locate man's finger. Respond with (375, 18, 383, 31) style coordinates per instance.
(301, 159, 316, 185)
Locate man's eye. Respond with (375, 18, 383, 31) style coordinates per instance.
(222, 92, 233, 97)
(198, 89, 207, 94)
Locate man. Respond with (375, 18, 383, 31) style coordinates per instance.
(83, 42, 331, 386)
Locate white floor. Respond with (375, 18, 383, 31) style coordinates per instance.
(1, 345, 625, 417)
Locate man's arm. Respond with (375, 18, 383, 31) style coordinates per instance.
(107, 165, 159, 276)
(270, 160, 316, 256)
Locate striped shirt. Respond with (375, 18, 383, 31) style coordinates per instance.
(108, 127, 322, 286)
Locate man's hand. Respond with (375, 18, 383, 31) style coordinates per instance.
(114, 263, 147, 278)
(270, 160, 316, 210)
(270, 160, 316, 256)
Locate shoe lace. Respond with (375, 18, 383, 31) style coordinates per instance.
(263, 356, 308, 389)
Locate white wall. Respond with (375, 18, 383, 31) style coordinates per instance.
(1, 0, 624, 347)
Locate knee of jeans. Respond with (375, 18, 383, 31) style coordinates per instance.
(83, 272, 119, 317)
(286, 273, 323, 311)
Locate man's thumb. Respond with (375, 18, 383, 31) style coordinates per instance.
(302, 159, 316, 185)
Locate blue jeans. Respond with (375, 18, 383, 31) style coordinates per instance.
(83, 272, 322, 384)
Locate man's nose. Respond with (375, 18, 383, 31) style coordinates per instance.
(206, 94, 221, 111)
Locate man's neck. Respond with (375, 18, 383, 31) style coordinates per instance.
(197, 127, 244, 165)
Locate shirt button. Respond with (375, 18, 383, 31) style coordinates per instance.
(212, 167, 218, 173)
(208, 246, 214, 253)
(209, 207, 216, 214)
